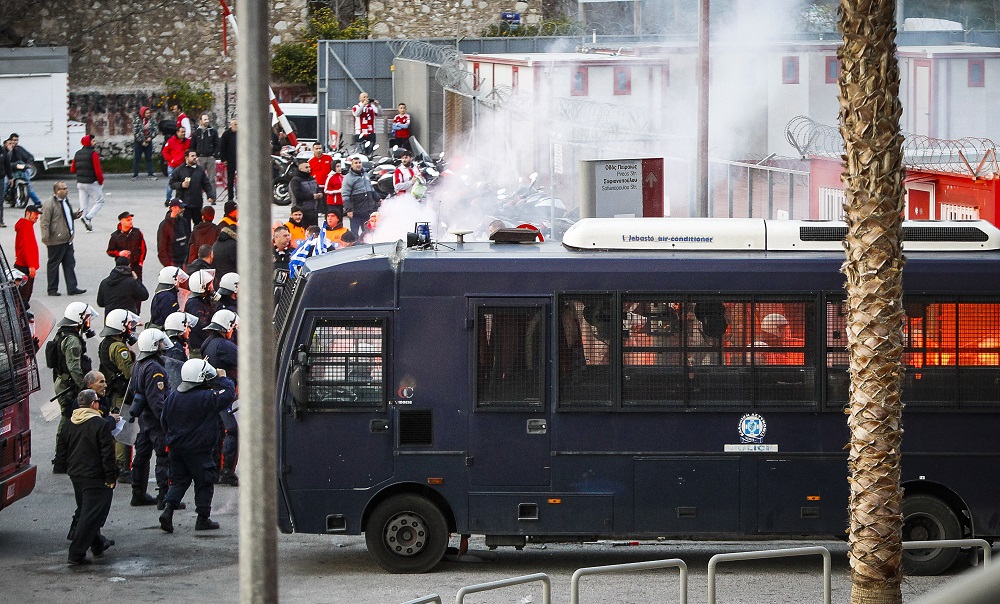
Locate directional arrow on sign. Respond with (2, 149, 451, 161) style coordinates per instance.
(645, 172, 658, 188)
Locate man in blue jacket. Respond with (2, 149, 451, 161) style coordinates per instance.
(158, 358, 235, 533)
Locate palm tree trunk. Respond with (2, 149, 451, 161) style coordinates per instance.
(838, 0, 906, 603)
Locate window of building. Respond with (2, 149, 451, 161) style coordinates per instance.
(571, 66, 589, 96)
(473, 62, 481, 91)
(782, 56, 800, 84)
(306, 319, 385, 408)
(662, 63, 670, 87)
(614, 66, 632, 95)
(969, 59, 985, 87)
(825, 56, 840, 84)
(511, 66, 519, 91)
(475, 305, 545, 409)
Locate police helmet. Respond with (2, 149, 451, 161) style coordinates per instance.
(178, 358, 218, 392)
(205, 309, 239, 334)
(218, 272, 239, 296)
(59, 302, 99, 328)
(136, 328, 173, 361)
(188, 269, 216, 294)
(760, 313, 789, 337)
(100, 309, 141, 337)
(157, 266, 189, 287)
(164, 312, 199, 337)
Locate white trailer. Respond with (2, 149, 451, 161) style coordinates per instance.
(0, 46, 82, 169)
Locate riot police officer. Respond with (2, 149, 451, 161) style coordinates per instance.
(217, 272, 238, 313)
(50, 302, 97, 473)
(183, 269, 218, 357)
(200, 310, 239, 486)
(159, 359, 235, 533)
(98, 308, 140, 483)
(149, 266, 188, 329)
(163, 311, 198, 364)
(129, 328, 187, 510)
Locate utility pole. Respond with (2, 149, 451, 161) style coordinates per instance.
(696, 0, 710, 217)
(236, 0, 278, 601)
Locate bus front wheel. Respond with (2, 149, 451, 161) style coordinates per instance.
(365, 494, 449, 573)
(902, 494, 962, 576)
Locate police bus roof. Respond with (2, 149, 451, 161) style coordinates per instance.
(560, 218, 1000, 252)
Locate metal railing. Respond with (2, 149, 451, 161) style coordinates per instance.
(707, 546, 832, 604)
(571, 558, 688, 604)
(399, 596, 442, 604)
(904, 539, 993, 567)
(455, 572, 551, 604)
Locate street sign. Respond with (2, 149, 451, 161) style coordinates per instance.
(583, 158, 665, 218)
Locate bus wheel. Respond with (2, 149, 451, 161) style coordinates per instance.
(365, 494, 448, 574)
(902, 494, 961, 576)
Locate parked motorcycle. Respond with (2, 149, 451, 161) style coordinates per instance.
(4, 163, 32, 209)
(271, 145, 311, 206)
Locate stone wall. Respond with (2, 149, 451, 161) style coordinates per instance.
(4, 0, 309, 156)
(369, 0, 542, 39)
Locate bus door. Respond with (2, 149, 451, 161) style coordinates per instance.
(281, 314, 393, 527)
(467, 299, 550, 487)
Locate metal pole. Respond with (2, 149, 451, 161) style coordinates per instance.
(236, 0, 278, 601)
(695, 0, 710, 217)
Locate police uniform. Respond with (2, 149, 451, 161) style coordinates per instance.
(149, 286, 180, 329)
(52, 326, 92, 473)
(98, 334, 135, 478)
(200, 331, 239, 481)
(183, 295, 216, 355)
(130, 355, 171, 504)
(160, 375, 236, 524)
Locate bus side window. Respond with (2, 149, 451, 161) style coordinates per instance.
(621, 298, 684, 407)
(306, 319, 385, 408)
(475, 305, 544, 409)
(558, 295, 613, 407)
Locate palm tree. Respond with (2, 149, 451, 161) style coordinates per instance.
(837, 0, 906, 602)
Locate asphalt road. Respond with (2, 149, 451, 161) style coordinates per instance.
(0, 173, 983, 602)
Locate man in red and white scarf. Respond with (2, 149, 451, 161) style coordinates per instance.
(393, 148, 424, 196)
(351, 92, 380, 153)
(389, 102, 411, 152)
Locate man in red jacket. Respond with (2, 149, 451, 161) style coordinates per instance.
(106, 211, 147, 280)
(14, 204, 41, 310)
(161, 127, 190, 205)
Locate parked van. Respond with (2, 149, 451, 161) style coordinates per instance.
(271, 102, 318, 150)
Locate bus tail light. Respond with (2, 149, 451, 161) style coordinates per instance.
(806, 495, 820, 501)
(548, 498, 562, 504)
(426, 477, 444, 485)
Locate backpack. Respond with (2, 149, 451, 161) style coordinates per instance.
(44, 335, 63, 371)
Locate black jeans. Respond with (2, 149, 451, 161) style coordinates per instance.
(132, 422, 168, 492)
(133, 142, 154, 177)
(46, 242, 79, 294)
(164, 449, 217, 518)
(68, 480, 113, 560)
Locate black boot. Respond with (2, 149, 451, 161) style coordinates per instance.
(131, 489, 157, 506)
(195, 516, 220, 531)
(159, 503, 175, 533)
(218, 469, 239, 487)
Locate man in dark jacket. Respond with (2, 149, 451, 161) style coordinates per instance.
(342, 155, 378, 238)
(187, 206, 220, 265)
(106, 211, 147, 280)
(55, 389, 117, 565)
(97, 257, 149, 314)
(289, 161, 321, 228)
(69, 135, 105, 231)
(212, 201, 238, 284)
(159, 359, 236, 532)
(157, 200, 190, 268)
(218, 119, 237, 201)
(190, 114, 220, 201)
(7, 133, 42, 205)
(185, 244, 213, 275)
(169, 149, 214, 229)
(200, 310, 240, 486)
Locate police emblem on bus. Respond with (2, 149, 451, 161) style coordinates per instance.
(738, 413, 767, 444)
(397, 386, 414, 399)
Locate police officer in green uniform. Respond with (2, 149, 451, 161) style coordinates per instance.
(50, 302, 98, 474)
(98, 308, 140, 483)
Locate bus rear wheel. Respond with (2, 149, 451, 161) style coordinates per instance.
(902, 494, 962, 576)
(365, 494, 448, 574)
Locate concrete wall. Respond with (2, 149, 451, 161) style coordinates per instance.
(369, 0, 541, 39)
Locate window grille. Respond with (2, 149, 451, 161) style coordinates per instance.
(306, 319, 385, 408)
(475, 306, 544, 409)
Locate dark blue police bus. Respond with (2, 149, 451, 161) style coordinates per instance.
(273, 217, 1000, 574)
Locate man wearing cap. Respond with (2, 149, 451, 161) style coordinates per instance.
(157, 200, 191, 269)
(212, 201, 238, 284)
(97, 257, 149, 315)
(169, 149, 214, 230)
(14, 204, 41, 310)
(70, 135, 105, 232)
(106, 211, 147, 281)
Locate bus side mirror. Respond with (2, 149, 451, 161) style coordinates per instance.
(290, 363, 309, 409)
